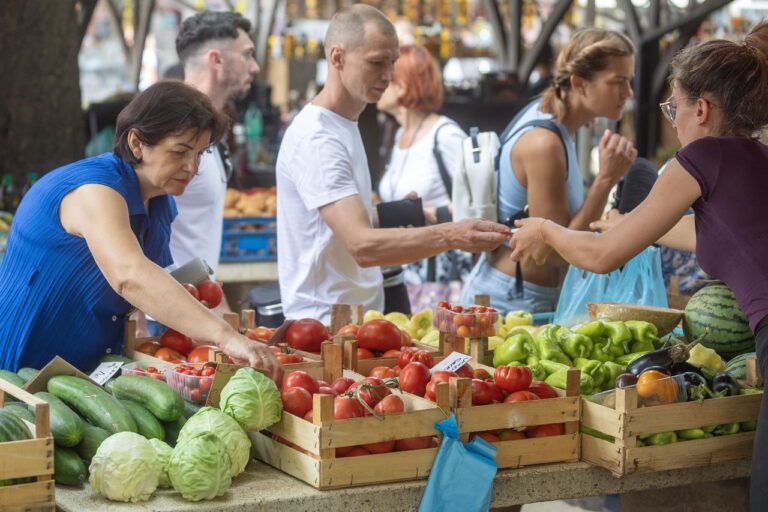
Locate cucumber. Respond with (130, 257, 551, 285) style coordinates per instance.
(163, 416, 187, 446)
(47, 376, 136, 435)
(111, 375, 183, 422)
(2, 403, 35, 424)
(75, 423, 111, 462)
(119, 399, 165, 440)
(99, 354, 133, 365)
(54, 447, 87, 486)
(35, 391, 85, 447)
(16, 367, 38, 383)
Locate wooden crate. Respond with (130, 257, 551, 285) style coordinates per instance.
(580, 385, 763, 477)
(249, 342, 454, 489)
(0, 378, 55, 512)
(450, 367, 581, 469)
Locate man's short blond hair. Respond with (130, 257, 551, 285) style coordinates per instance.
(324, 4, 396, 55)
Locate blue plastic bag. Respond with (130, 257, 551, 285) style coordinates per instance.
(553, 246, 668, 327)
(419, 414, 498, 512)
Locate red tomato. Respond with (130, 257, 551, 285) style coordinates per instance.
(187, 345, 217, 363)
(470, 379, 494, 405)
(318, 386, 337, 396)
(474, 431, 500, 443)
(200, 366, 216, 377)
(397, 349, 434, 369)
(334, 396, 363, 420)
(424, 380, 437, 402)
(473, 368, 493, 381)
(395, 436, 432, 451)
(196, 279, 223, 308)
(285, 319, 328, 353)
(430, 370, 458, 384)
(357, 320, 402, 352)
(276, 353, 304, 364)
(341, 446, 370, 457)
(146, 366, 158, 374)
(199, 377, 213, 392)
(284, 371, 320, 394)
(349, 377, 391, 408)
(498, 429, 527, 441)
(331, 376, 356, 394)
(494, 366, 533, 394)
(159, 329, 195, 355)
(154, 347, 184, 362)
(373, 394, 405, 415)
(336, 324, 360, 337)
(455, 364, 474, 379)
(245, 326, 275, 341)
(362, 440, 395, 454)
(437, 301, 450, 309)
(487, 381, 505, 402)
(504, 390, 540, 403)
(369, 366, 396, 379)
(282, 387, 313, 417)
(527, 381, 559, 400)
(136, 341, 161, 356)
(317, 380, 330, 387)
(382, 349, 401, 358)
(182, 283, 200, 300)
(400, 329, 413, 347)
(303, 409, 313, 422)
(398, 362, 431, 396)
(526, 423, 565, 437)
(188, 388, 201, 402)
(357, 347, 375, 360)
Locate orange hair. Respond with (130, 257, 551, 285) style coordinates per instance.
(394, 45, 444, 113)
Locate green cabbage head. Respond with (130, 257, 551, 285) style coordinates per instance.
(169, 432, 232, 501)
(178, 406, 251, 477)
(220, 367, 282, 430)
(89, 432, 160, 502)
(148, 438, 173, 488)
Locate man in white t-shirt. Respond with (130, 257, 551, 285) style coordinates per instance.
(173, 11, 259, 281)
(277, 4, 512, 323)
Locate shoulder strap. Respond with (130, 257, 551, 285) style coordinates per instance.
(496, 117, 568, 177)
(432, 120, 461, 197)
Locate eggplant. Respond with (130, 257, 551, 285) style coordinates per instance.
(680, 372, 713, 401)
(670, 362, 707, 379)
(615, 373, 638, 389)
(644, 365, 671, 375)
(712, 372, 740, 396)
(626, 340, 699, 376)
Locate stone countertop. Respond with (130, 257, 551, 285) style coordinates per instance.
(55, 458, 751, 512)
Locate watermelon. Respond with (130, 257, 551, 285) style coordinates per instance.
(0, 409, 32, 443)
(725, 352, 757, 381)
(683, 284, 755, 358)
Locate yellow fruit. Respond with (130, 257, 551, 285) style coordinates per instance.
(363, 310, 384, 323)
(420, 329, 440, 347)
(384, 311, 410, 330)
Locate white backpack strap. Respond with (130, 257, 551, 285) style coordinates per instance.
(453, 130, 500, 222)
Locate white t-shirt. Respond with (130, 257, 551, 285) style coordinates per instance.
(378, 116, 466, 208)
(276, 103, 384, 323)
(169, 147, 227, 276)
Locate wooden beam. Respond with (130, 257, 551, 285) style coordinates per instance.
(518, 0, 574, 91)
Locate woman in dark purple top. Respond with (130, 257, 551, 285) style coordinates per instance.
(509, 21, 768, 511)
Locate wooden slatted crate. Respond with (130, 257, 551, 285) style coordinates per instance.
(581, 384, 762, 477)
(0, 378, 55, 511)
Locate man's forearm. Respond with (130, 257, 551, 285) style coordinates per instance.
(351, 224, 453, 267)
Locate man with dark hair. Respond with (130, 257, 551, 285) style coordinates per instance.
(171, 10, 259, 286)
(276, 4, 511, 322)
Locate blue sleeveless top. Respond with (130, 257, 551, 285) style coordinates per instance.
(498, 101, 584, 221)
(0, 153, 176, 371)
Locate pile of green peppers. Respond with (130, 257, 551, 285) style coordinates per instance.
(491, 320, 662, 393)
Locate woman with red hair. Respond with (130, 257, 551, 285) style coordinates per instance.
(377, 45, 472, 305)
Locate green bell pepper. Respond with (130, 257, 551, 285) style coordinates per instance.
(527, 362, 548, 381)
(676, 428, 707, 440)
(545, 369, 594, 394)
(625, 320, 658, 343)
(557, 331, 594, 360)
(636, 438, 646, 447)
(539, 359, 571, 376)
(714, 423, 740, 436)
(602, 321, 632, 356)
(573, 321, 606, 340)
(573, 358, 609, 390)
(526, 355, 540, 366)
(532, 325, 573, 366)
(629, 338, 656, 354)
(740, 420, 757, 432)
(644, 431, 678, 445)
(589, 342, 615, 362)
(492, 331, 535, 367)
(602, 361, 626, 390)
(702, 425, 717, 434)
(615, 351, 649, 366)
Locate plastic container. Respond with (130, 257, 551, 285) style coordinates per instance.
(121, 361, 169, 381)
(433, 304, 498, 337)
(166, 363, 217, 404)
(220, 216, 277, 262)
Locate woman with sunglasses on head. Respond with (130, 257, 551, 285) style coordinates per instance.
(459, 29, 637, 315)
(0, 81, 281, 382)
(510, 21, 768, 510)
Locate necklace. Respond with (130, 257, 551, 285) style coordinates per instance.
(389, 114, 428, 196)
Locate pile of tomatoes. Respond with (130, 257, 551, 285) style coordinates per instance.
(166, 363, 217, 404)
(181, 278, 224, 309)
(278, 370, 436, 457)
(336, 319, 413, 359)
(124, 364, 167, 381)
(136, 329, 222, 365)
(434, 302, 498, 337)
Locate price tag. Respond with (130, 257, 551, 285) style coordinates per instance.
(89, 362, 123, 386)
(430, 352, 472, 375)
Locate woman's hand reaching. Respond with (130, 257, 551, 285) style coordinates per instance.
(508, 217, 553, 266)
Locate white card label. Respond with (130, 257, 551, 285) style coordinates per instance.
(430, 352, 472, 375)
(89, 362, 123, 385)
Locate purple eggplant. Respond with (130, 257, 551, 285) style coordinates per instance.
(626, 340, 699, 376)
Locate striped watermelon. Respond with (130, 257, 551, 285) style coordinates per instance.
(0, 408, 32, 443)
(683, 284, 755, 358)
(725, 352, 757, 380)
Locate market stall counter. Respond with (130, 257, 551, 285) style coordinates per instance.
(55, 458, 750, 511)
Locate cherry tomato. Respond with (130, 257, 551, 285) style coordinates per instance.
(284, 371, 320, 394)
(199, 376, 213, 392)
(282, 387, 313, 417)
(196, 279, 223, 308)
(146, 366, 158, 374)
(188, 388, 201, 402)
(437, 301, 450, 309)
(451, 305, 464, 313)
(399, 362, 431, 397)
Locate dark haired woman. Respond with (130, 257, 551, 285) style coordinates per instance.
(0, 80, 281, 381)
(510, 22, 768, 510)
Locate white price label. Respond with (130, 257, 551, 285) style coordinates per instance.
(89, 362, 123, 386)
(430, 352, 472, 375)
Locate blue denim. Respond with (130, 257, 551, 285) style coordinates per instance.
(460, 253, 559, 314)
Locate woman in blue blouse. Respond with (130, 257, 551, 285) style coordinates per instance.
(0, 80, 281, 381)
